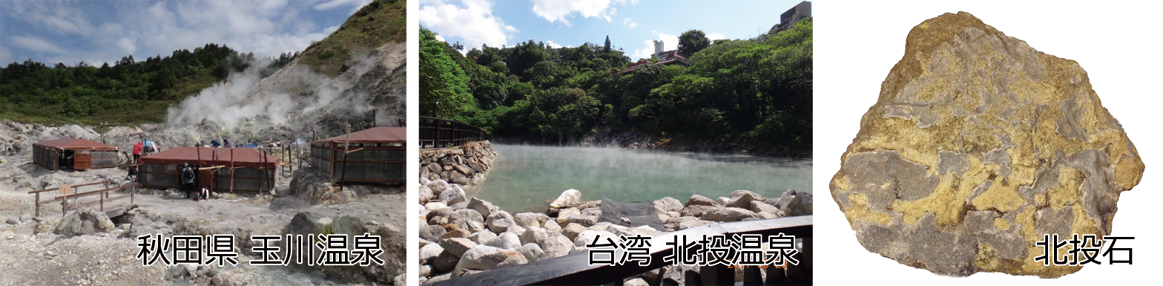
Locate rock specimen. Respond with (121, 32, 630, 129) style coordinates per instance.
(830, 12, 1144, 278)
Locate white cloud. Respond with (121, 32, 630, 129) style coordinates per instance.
(418, 0, 516, 51)
(10, 35, 69, 55)
(117, 37, 137, 55)
(623, 18, 638, 29)
(529, 0, 637, 25)
(707, 33, 726, 42)
(312, 0, 371, 11)
(7, 0, 92, 35)
(435, 35, 446, 42)
(0, 46, 11, 63)
(4, 0, 360, 65)
(544, 40, 562, 49)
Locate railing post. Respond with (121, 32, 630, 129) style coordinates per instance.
(700, 264, 732, 286)
(34, 192, 39, 217)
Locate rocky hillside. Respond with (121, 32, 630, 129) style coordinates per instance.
(162, 0, 406, 144)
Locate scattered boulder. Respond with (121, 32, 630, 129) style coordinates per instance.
(53, 207, 116, 237)
(440, 237, 477, 257)
(467, 197, 497, 218)
(549, 189, 582, 209)
(438, 185, 467, 205)
(684, 194, 717, 207)
(453, 246, 528, 276)
(700, 207, 759, 222)
(485, 211, 516, 233)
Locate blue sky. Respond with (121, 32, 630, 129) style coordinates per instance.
(0, 0, 374, 66)
(418, 0, 810, 61)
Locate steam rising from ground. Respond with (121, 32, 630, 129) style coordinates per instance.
(163, 51, 387, 142)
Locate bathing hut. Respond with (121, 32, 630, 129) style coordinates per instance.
(137, 147, 280, 192)
(32, 138, 120, 170)
(310, 126, 406, 184)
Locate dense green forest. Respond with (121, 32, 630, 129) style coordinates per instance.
(420, 18, 812, 147)
(0, 44, 298, 125)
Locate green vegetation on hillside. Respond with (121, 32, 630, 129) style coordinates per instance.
(0, 44, 275, 125)
(299, 0, 406, 76)
(421, 18, 812, 147)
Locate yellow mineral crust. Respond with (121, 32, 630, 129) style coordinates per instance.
(831, 12, 1144, 278)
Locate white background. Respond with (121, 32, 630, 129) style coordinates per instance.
(814, 0, 1161, 284)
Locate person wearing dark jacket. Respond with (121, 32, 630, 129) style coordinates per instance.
(181, 163, 196, 199)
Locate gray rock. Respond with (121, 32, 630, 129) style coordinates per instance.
(517, 243, 546, 262)
(549, 189, 582, 209)
(519, 227, 549, 246)
(427, 179, 449, 197)
(684, 194, 717, 206)
(20, 214, 33, 223)
(726, 190, 763, 208)
(555, 208, 580, 223)
(438, 185, 467, 205)
(750, 201, 781, 216)
(653, 197, 684, 213)
(573, 230, 620, 248)
(331, 215, 366, 238)
(486, 211, 515, 233)
(53, 207, 115, 237)
(777, 189, 813, 216)
(625, 278, 649, 286)
(700, 207, 759, 222)
(419, 185, 433, 203)
(680, 205, 717, 217)
(424, 202, 449, 211)
(440, 237, 477, 257)
(469, 230, 497, 245)
(513, 212, 542, 229)
(453, 245, 528, 276)
(448, 209, 485, 233)
(441, 228, 471, 239)
(421, 225, 446, 241)
(543, 220, 562, 233)
(562, 223, 586, 241)
(285, 212, 332, 236)
(667, 216, 709, 230)
(467, 197, 497, 218)
(419, 243, 444, 264)
(484, 232, 522, 250)
(432, 251, 460, 273)
(540, 233, 573, 258)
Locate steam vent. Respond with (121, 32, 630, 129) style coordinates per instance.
(829, 12, 1144, 278)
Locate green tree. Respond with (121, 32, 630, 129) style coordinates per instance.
(419, 26, 473, 118)
(677, 29, 711, 59)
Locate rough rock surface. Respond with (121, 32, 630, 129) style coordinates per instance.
(829, 12, 1145, 278)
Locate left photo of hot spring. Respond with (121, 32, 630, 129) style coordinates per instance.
(0, 0, 408, 285)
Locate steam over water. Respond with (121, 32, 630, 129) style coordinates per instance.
(476, 144, 812, 213)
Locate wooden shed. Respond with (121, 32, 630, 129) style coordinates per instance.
(32, 138, 120, 170)
(138, 147, 280, 193)
(310, 126, 406, 184)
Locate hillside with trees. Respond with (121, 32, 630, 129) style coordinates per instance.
(0, 44, 297, 125)
(421, 18, 812, 149)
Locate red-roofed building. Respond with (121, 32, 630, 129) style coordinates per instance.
(310, 126, 406, 184)
(138, 147, 280, 193)
(32, 138, 120, 170)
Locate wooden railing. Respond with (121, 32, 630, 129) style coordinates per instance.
(420, 116, 487, 148)
(28, 180, 138, 217)
(426, 215, 812, 286)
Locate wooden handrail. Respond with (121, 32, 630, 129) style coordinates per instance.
(27, 180, 111, 194)
(31, 181, 138, 217)
(419, 116, 487, 149)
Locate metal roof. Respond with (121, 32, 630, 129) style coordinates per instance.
(32, 138, 119, 151)
(311, 126, 406, 146)
(139, 147, 279, 168)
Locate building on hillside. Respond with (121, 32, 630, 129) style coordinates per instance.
(310, 126, 406, 184)
(617, 41, 691, 74)
(32, 138, 119, 171)
(138, 147, 279, 193)
(769, 1, 812, 35)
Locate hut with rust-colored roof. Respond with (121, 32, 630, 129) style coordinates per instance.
(138, 147, 280, 192)
(310, 126, 405, 184)
(32, 138, 120, 170)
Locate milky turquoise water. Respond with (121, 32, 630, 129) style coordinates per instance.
(474, 144, 812, 213)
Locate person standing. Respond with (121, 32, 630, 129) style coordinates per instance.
(132, 141, 143, 164)
(181, 163, 196, 199)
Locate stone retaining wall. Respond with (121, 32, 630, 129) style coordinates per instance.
(419, 141, 496, 187)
